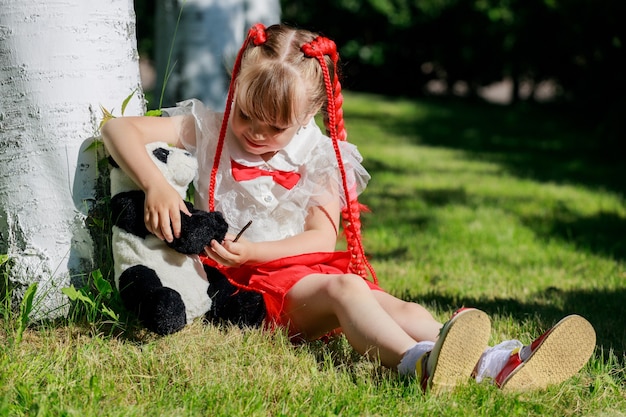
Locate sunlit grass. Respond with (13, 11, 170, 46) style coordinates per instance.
(1, 91, 624, 416)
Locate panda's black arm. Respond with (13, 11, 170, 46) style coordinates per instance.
(110, 191, 151, 238)
(111, 193, 229, 254)
(166, 203, 229, 255)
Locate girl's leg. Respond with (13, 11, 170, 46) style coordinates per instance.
(372, 291, 442, 342)
(284, 273, 422, 368)
(284, 273, 492, 394)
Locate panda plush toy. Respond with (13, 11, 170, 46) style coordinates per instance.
(109, 141, 265, 335)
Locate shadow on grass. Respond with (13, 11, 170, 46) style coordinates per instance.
(402, 288, 626, 362)
(358, 96, 625, 193)
(356, 96, 626, 262)
(351, 96, 626, 363)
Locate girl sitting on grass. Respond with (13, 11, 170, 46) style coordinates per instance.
(102, 23, 596, 393)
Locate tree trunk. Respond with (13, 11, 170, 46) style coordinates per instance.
(0, 0, 144, 318)
(154, 0, 281, 110)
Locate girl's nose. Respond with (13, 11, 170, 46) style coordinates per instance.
(250, 120, 268, 140)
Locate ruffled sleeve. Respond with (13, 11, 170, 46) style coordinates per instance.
(302, 136, 370, 210)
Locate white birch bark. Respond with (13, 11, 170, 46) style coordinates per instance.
(0, 0, 144, 318)
(154, 0, 281, 110)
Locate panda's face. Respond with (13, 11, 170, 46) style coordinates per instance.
(152, 147, 174, 164)
(147, 143, 198, 190)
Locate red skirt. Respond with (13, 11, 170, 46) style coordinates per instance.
(201, 251, 384, 331)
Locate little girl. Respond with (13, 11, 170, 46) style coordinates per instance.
(102, 23, 596, 393)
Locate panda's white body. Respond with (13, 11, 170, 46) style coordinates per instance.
(111, 229, 211, 323)
(110, 141, 213, 333)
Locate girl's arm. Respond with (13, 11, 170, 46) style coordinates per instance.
(206, 197, 341, 266)
(101, 115, 195, 242)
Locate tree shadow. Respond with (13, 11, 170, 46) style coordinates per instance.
(354, 96, 626, 194)
(398, 287, 626, 363)
(354, 96, 626, 262)
(350, 97, 626, 366)
(522, 209, 626, 260)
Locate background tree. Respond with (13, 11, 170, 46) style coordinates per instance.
(151, 0, 281, 110)
(0, 0, 144, 318)
(136, 0, 624, 134)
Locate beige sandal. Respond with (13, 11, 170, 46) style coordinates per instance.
(418, 308, 492, 394)
(496, 314, 596, 392)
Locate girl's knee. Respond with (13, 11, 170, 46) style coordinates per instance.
(410, 302, 436, 320)
(324, 273, 370, 300)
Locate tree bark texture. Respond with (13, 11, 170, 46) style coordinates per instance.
(0, 0, 144, 318)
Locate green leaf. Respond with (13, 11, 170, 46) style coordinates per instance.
(62, 285, 95, 308)
(121, 88, 138, 116)
(16, 283, 37, 344)
(145, 109, 163, 117)
(101, 305, 119, 321)
(92, 270, 113, 297)
(90, 217, 104, 228)
(98, 104, 115, 131)
(19, 283, 37, 323)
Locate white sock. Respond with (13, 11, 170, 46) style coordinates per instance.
(519, 344, 533, 361)
(397, 341, 435, 376)
(474, 340, 523, 383)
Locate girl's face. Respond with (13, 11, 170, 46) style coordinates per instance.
(230, 101, 302, 159)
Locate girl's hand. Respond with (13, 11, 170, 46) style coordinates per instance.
(144, 183, 191, 242)
(204, 234, 255, 267)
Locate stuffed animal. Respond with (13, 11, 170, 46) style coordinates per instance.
(109, 141, 265, 334)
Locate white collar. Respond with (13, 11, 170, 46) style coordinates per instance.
(226, 118, 323, 170)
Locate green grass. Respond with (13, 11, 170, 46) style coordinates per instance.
(1, 92, 625, 416)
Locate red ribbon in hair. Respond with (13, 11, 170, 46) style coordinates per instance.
(247, 23, 267, 46)
(209, 24, 268, 211)
(302, 34, 378, 283)
(301, 36, 338, 62)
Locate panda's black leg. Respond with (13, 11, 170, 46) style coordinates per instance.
(119, 265, 187, 335)
(203, 265, 266, 328)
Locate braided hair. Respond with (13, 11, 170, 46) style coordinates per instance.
(209, 23, 377, 283)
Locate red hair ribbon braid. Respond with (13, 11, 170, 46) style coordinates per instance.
(208, 23, 267, 211)
(247, 23, 267, 46)
(302, 37, 377, 284)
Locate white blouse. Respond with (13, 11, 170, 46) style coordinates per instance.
(163, 99, 370, 242)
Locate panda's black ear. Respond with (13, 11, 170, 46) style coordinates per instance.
(108, 155, 119, 168)
(152, 147, 170, 164)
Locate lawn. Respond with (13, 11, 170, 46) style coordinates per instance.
(1, 91, 625, 416)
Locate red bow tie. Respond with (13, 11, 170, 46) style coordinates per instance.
(231, 159, 301, 190)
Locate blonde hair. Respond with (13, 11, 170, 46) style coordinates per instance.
(234, 24, 336, 128)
